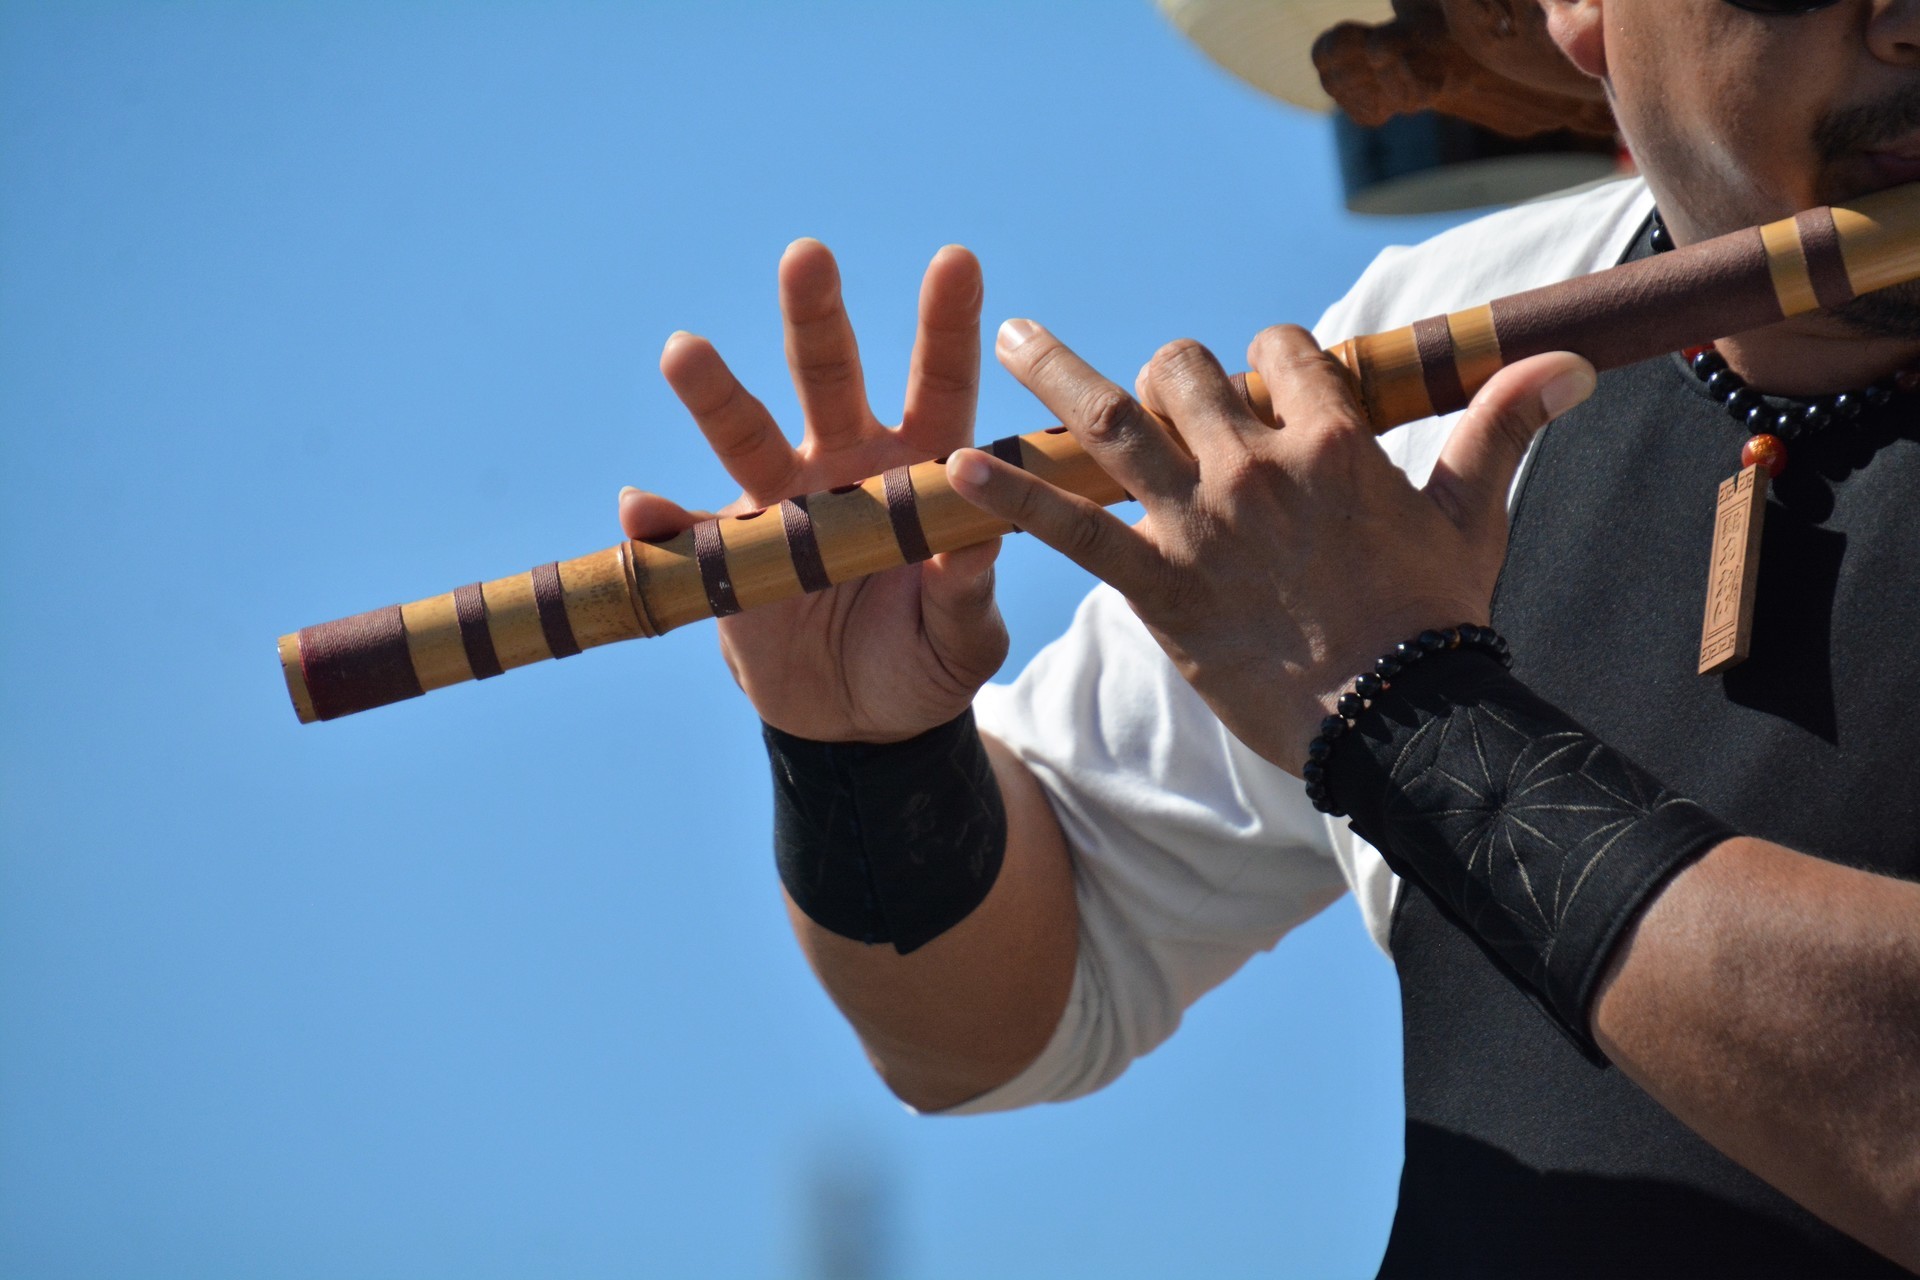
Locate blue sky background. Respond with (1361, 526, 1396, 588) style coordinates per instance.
(2, 4, 1481, 1276)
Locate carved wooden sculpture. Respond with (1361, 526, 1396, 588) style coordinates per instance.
(1313, 0, 1616, 140)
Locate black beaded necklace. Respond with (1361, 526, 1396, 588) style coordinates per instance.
(1647, 208, 1920, 674)
(1650, 209, 1916, 478)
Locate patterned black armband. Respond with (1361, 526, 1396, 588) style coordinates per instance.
(1327, 650, 1736, 1059)
(764, 709, 1007, 955)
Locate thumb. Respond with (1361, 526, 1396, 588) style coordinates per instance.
(918, 538, 1009, 683)
(1428, 352, 1595, 531)
(618, 485, 709, 541)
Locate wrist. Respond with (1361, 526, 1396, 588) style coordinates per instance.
(1296, 609, 1495, 760)
(1301, 625, 1510, 810)
(745, 677, 977, 747)
(765, 706, 1007, 954)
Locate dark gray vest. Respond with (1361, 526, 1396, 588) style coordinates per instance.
(1378, 228, 1920, 1278)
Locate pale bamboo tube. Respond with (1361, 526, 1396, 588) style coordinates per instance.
(282, 182, 1920, 723)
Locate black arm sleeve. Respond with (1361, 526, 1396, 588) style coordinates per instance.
(1328, 650, 1737, 1059)
(765, 709, 1007, 955)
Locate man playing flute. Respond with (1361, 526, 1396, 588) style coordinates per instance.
(619, 1, 1920, 1273)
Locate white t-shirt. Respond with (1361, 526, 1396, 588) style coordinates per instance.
(951, 176, 1655, 1115)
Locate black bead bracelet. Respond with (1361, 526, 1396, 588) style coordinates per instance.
(1302, 625, 1513, 816)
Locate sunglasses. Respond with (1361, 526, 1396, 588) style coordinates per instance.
(1723, 0, 1843, 12)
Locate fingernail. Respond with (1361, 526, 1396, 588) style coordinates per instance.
(1541, 366, 1597, 418)
(948, 450, 992, 488)
(619, 485, 640, 501)
(997, 318, 1040, 354)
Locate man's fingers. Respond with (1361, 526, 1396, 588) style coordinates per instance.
(946, 448, 1164, 604)
(1427, 352, 1596, 532)
(1134, 338, 1267, 453)
(900, 245, 984, 450)
(780, 238, 875, 450)
(996, 319, 1194, 504)
(618, 486, 710, 542)
(660, 331, 801, 502)
(1247, 323, 1372, 441)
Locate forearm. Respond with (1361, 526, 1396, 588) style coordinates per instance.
(1595, 837, 1920, 1272)
(1325, 642, 1920, 1270)
(785, 733, 1079, 1112)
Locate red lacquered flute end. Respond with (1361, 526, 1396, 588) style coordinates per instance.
(282, 544, 661, 723)
(279, 605, 427, 723)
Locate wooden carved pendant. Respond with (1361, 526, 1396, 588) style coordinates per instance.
(1698, 461, 1770, 675)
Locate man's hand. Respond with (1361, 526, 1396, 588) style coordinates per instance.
(619, 239, 1009, 743)
(947, 319, 1596, 770)
(621, 246, 1077, 1111)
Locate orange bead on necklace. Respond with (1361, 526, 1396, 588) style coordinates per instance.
(1740, 431, 1788, 479)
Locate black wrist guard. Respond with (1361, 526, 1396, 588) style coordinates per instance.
(765, 708, 1007, 955)
(1327, 650, 1736, 1059)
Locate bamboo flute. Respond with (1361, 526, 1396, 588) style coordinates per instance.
(281, 182, 1920, 723)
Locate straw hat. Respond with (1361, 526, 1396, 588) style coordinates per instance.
(1154, 0, 1619, 214)
(1156, 0, 1395, 114)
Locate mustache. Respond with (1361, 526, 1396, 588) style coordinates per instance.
(1815, 83, 1920, 162)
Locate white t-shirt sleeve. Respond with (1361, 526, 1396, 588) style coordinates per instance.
(948, 588, 1350, 1114)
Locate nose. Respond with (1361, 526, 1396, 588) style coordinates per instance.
(1870, 0, 1920, 65)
